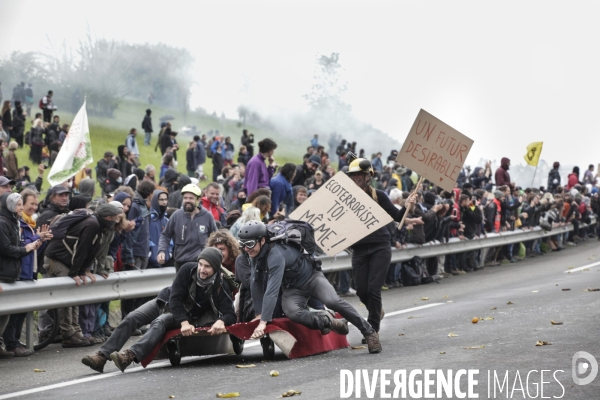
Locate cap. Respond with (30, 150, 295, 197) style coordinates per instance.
(50, 184, 70, 194)
(96, 203, 123, 217)
(308, 154, 322, 166)
(0, 177, 16, 186)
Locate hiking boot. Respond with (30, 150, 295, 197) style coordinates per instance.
(0, 346, 14, 359)
(11, 346, 34, 357)
(110, 350, 136, 373)
(131, 329, 142, 336)
(62, 336, 93, 348)
(92, 332, 107, 343)
(365, 332, 382, 354)
(82, 351, 108, 373)
(329, 317, 349, 335)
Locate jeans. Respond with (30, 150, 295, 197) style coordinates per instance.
(144, 131, 152, 145)
(338, 270, 351, 293)
(282, 271, 373, 336)
(386, 263, 399, 284)
(79, 304, 97, 336)
(100, 298, 165, 359)
(351, 243, 390, 332)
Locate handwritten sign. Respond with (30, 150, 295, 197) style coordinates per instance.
(396, 109, 473, 192)
(289, 172, 393, 257)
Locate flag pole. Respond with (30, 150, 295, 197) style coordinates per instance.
(397, 176, 424, 231)
(530, 165, 538, 188)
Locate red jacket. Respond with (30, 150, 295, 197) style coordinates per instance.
(201, 197, 226, 224)
(566, 173, 579, 190)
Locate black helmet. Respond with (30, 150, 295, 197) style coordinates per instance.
(238, 220, 267, 240)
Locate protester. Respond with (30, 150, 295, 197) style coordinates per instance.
(142, 109, 153, 146)
(245, 138, 278, 196)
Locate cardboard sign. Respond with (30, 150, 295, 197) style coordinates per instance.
(289, 172, 393, 256)
(396, 109, 473, 192)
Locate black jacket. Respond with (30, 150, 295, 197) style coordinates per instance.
(45, 215, 101, 276)
(460, 205, 483, 239)
(0, 194, 28, 282)
(353, 189, 407, 247)
(142, 114, 153, 133)
(169, 262, 236, 326)
(12, 106, 25, 130)
(291, 163, 313, 187)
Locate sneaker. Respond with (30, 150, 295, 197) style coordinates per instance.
(92, 332, 107, 343)
(11, 346, 34, 357)
(456, 270, 466, 275)
(62, 336, 93, 348)
(84, 334, 104, 345)
(103, 326, 113, 337)
(339, 291, 356, 297)
(381, 285, 389, 291)
(450, 270, 460, 276)
(131, 329, 143, 336)
(110, 350, 136, 373)
(365, 332, 382, 354)
(0, 346, 14, 359)
(82, 351, 108, 373)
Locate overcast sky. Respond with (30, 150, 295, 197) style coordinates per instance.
(2, 0, 599, 168)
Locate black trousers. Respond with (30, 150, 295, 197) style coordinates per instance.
(351, 243, 391, 333)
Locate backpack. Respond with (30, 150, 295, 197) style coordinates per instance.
(38, 98, 44, 110)
(49, 209, 95, 241)
(401, 257, 423, 286)
(206, 140, 214, 158)
(266, 219, 322, 271)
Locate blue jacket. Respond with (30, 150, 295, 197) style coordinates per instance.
(149, 190, 172, 267)
(371, 157, 383, 173)
(269, 173, 293, 215)
(210, 139, 224, 157)
(19, 220, 47, 280)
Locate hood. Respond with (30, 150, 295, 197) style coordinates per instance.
(177, 174, 192, 190)
(0, 193, 19, 223)
(151, 189, 168, 218)
(423, 191, 437, 209)
(471, 167, 483, 177)
(163, 168, 180, 185)
(78, 178, 95, 197)
(117, 145, 127, 159)
(113, 192, 131, 204)
(501, 157, 510, 170)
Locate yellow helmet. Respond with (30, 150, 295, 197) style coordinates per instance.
(347, 158, 374, 176)
(181, 184, 202, 198)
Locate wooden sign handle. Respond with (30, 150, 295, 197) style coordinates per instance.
(397, 176, 424, 231)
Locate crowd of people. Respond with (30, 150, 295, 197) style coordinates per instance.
(1, 102, 599, 370)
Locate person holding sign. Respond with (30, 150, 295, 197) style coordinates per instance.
(346, 158, 420, 341)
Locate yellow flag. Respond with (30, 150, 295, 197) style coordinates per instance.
(524, 142, 543, 166)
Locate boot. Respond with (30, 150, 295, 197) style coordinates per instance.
(320, 312, 349, 335)
(110, 350, 136, 373)
(82, 351, 108, 373)
(0, 346, 14, 359)
(365, 331, 382, 354)
(62, 336, 93, 348)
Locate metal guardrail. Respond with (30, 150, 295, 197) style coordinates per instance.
(0, 221, 588, 316)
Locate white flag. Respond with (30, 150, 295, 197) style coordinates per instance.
(48, 101, 93, 186)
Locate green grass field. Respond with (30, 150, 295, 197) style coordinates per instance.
(14, 98, 304, 195)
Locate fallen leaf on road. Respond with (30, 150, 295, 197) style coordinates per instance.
(568, 266, 574, 269)
(440, 351, 446, 354)
(407, 316, 419, 319)
(551, 320, 563, 325)
(351, 346, 366, 350)
(443, 295, 448, 298)
(472, 317, 479, 324)
(562, 288, 571, 291)
(398, 333, 405, 337)
(583, 288, 600, 292)
(583, 269, 590, 271)
(507, 301, 514, 305)
(448, 332, 459, 337)
(484, 317, 494, 321)
(169, 396, 175, 399)
(270, 370, 280, 377)
(532, 290, 539, 293)
(279, 389, 302, 398)
(236, 364, 256, 368)
(463, 346, 485, 350)
(447, 300, 453, 303)
(216, 393, 240, 398)
(421, 297, 429, 301)
(535, 341, 552, 346)
(33, 369, 45, 373)
(490, 307, 497, 310)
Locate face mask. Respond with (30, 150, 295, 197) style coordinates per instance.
(238, 196, 246, 205)
(67, 181, 73, 188)
(159, 205, 167, 214)
(117, 177, 123, 183)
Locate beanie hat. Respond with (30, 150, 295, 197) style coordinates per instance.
(198, 247, 223, 272)
(96, 203, 122, 217)
(6, 193, 22, 212)
(494, 190, 504, 199)
(423, 191, 437, 205)
(109, 201, 124, 211)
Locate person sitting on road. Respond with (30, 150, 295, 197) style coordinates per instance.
(238, 221, 382, 354)
(108, 248, 236, 373)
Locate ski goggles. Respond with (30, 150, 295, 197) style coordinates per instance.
(239, 239, 258, 249)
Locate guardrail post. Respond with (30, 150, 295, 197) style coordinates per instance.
(26, 312, 34, 350)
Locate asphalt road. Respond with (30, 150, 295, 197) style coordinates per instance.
(1, 240, 600, 400)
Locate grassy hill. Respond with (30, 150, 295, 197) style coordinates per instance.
(14, 99, 305, 195)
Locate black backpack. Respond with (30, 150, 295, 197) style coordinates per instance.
(49, 209, 94, 240)
(266, 220, 321, 271)
(401, 257, 423, 286)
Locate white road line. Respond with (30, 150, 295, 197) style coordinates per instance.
(564, 261, 600, 273)
(0, 343, 261, 400)
(0, 303, 447, 399)
(384, 303, 445, 317)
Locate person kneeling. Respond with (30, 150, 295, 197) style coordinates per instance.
(110, 248, 236, 372)
(238, 221, 382, 354)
